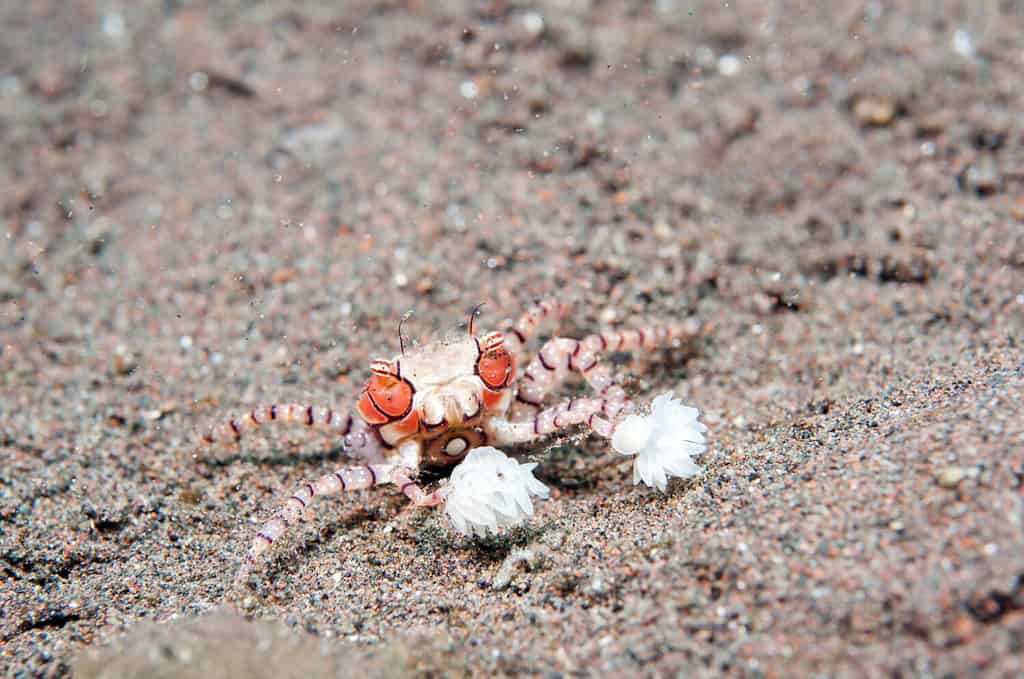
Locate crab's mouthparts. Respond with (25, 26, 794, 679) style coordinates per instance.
(442, 394, 481, 426)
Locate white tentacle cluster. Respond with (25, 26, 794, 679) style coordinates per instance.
(611, 392, 707, 491)
(444, 447, 550, 536)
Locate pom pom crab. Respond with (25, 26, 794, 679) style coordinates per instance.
(203, 300, 704, 584)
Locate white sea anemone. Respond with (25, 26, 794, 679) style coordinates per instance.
(611, 392, 707, 491)
(444, 447, 550, 537)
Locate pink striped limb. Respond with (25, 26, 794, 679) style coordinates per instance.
(234, 462, 399, 584)
(389, 468, 447, 507)
(202, 403, 355, 446)
(514, 321, 698, 417)
(486, 395, 626, 445)
(201, 403, 388, 462)
(503, 299, 571, 360)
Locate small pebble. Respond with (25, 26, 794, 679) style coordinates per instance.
(459, 81, 478, 99)
(1010, 197, 1024, 222)
(937, 467, 967, 489)
(717, 54, 741, 77)
(522, 12, 545, 38)
(492, 549, 542, 591)
(961, 161, 1001, 196)
(852, 96, 897, 127)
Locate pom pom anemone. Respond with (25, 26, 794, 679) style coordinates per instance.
(611, 392, 707, 491)
(444, 447, 550, 537)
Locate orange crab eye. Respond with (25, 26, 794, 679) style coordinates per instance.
(357, 374, 414, 424)
(477, 348, 514, 391)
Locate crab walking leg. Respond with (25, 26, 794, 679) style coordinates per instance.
(503, 299, 571, 360)
(515, 321, 699, 413)
(202, 403, 357, 447)
(389, 469, 447, 507)
(486, 395, 628, 444)
(234, 462, 398, 584)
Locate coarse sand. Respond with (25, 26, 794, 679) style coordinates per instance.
(2, 1, 1023, 677)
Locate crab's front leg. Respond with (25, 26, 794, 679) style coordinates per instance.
(388, 468, 448, 507)
(494, 321, 701, 441)
(486, 396, 620, 445)
(486, 391, 708, 494)
(234, 438, 434, 585)
(511, 320, 700, 418)
(512, 342, 630, 421)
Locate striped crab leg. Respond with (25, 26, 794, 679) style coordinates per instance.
(234, 461, 395, 584)
(491, 323, 703, 442)
(513, 320, 700, 417)
(389, 468, 447, 507)
(201, 403, 355, 447)
(486, 395, 624, 443)
(200, 403, 389, 462)
(233, 444, 442, 585)
(503, 299, 572, 361)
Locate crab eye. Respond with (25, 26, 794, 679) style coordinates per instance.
(477, 348, 514, 391)
(357, 374, 414, 423)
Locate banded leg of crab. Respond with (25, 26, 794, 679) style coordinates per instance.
(389, 468, 447, 507)
(512, 321, 698, 418)
(503, 298, 571, 361)
(486, 395, 627, 445)
(201, 404, 387, 462)
(202, 403, 356, 446)
(234, 461, 401, 584)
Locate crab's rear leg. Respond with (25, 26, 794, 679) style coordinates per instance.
(503, 298, 571, 361)
(233, 442, 438, 585)
(201, 403, 390, 464)
(202, 403, 356, 447)
(513, 320, 699, 417)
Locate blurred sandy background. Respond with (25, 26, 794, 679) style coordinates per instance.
(2, 1, 1023, 676)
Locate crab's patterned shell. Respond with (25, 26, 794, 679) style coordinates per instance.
(356, 333, 516, 452)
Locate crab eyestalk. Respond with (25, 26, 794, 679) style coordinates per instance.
(370, 358, 393, 376)
(481, 331, 505, 353)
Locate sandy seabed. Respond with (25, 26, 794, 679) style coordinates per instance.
(2, 2, 1023, 677)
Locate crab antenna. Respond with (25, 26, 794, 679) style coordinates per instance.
(468, 303, 485, 336)
(398, 310, 413, 356)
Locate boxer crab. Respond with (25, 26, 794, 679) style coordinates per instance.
(203, 301, 708, 584)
